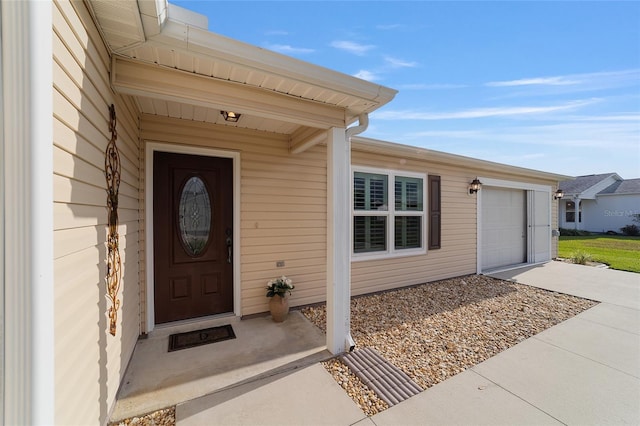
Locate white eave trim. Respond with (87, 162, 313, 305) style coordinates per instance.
(111, 55, 347, 129)
(122, 18, 397, 111)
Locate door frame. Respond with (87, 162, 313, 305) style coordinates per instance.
(145, 141, 241, 332)
(476, 177, 552, 274)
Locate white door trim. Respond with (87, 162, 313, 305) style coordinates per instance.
(476, 177, 552, 274)
(144, 142, 241, 332)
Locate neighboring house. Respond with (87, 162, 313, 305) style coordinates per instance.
(559, 173, 640, 233)
(2, 1, 566, 424)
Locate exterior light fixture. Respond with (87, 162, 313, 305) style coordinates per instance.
(469, 178, 482, 194)
(221, 111, 241, 122)
(554, 189, 564, 200)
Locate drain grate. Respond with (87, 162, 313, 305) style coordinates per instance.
(340, 347, 422, 406)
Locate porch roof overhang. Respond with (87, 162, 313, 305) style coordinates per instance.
(89, 0, 397, 151)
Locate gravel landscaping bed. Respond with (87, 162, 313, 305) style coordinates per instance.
(110, 407, 175, 426)
(301, 274, 597, 416)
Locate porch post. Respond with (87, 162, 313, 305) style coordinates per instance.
(326, 127, 351, 355)
(1, 1, 55, 424)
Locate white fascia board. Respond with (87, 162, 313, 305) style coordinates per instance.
(352, 136, 572, 182)
(111, 55, 346, 129)
(146, 19, 398, 109)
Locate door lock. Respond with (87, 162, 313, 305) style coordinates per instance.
(225, 227, 232, 264)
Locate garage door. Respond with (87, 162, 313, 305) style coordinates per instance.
(481, 187, 526, 270)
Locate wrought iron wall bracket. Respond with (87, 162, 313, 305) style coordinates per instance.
(105, 104, 122, 336)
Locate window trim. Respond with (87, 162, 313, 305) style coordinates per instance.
(352, 166, 427, 261)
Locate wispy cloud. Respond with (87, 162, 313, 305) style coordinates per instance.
(399, 83, 468, 90)
(376, 24, 403, 30)
(265, 44, 314, 55)
(487, 76, 581, 87)
(330, 40, 375, 56)
(374, 99, 599, 120)
(265, 30, 288, 36)
(402, 118, 639, 150)
(384, 56, 417, 69)
(486, 69, 640, 93)
(353, 70, 379, 81)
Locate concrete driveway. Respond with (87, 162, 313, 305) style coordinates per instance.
(177, 261, 640, 425)
(372, 261, 640, 425)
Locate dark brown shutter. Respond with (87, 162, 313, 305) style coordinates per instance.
(428, 175, 441, 249)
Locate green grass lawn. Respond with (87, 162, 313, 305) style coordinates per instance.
(559, 235, 640, 273)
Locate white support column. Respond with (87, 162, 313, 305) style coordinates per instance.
(326, 127, 351, 355)
(2, 1, 55, 424)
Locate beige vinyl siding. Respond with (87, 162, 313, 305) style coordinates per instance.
(350, 146, 560, 295)
(140, 115, 328, 316)
(53, 1, 140, 424)
(139, 117, 561, 318)
(351, 149, 477, 294)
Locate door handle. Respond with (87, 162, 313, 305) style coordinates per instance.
(225, 227, 232, 264)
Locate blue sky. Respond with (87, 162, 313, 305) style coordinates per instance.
(172, 1, 640, 179)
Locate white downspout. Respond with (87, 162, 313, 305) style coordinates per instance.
(344, 114, 368, 352)
(346, 113, 369, 140)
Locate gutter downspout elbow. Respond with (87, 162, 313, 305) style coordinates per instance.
(345, 113, 369, 140)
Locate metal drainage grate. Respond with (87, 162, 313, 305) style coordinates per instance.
(340, 347, 422, 406)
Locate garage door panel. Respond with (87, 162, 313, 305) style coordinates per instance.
(481, 188, 526, 270)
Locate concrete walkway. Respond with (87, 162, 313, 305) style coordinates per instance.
(176, 262, 640, 425)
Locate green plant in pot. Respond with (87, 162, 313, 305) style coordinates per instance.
(266, 276, 294, 322)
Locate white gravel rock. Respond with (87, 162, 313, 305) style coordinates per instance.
(301, 274, 596, 416)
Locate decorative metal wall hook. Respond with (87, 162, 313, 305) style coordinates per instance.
(105, 104, 122, 336)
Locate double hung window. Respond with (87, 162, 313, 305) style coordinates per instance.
(353, 168, 426, 258)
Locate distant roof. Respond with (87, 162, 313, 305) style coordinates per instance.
(559, 173, 619, 194)
(599, 178, 640, 195)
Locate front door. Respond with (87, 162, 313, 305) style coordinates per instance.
(153, 151, 233, 324)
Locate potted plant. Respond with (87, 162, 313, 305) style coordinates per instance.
(266, 275, 295, 322)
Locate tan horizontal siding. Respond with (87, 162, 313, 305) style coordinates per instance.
(350, 148, 479, 294)
(140, 115, 328, 316)
(349, 146, 559, 295)
(53, 1, 140, 424)
(141, 117, 559, 319)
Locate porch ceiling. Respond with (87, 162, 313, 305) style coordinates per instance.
(88, 0, 397, 137)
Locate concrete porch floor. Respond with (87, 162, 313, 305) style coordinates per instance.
(110, 311, 331, 422)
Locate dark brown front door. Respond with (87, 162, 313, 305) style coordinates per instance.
(153, 151, 233, 324)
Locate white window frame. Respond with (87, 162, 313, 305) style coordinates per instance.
(352, 166, 427, 261)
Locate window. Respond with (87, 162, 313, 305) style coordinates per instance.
(565, 201, 581, 223)
(353, 168, 427, 258)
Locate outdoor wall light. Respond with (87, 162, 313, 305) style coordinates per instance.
(469, 178, 482, 194)
(221, 110, 241, 122)
(554, 189, 564, 200)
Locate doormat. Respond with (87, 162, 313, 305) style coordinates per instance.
(168, 324, 235, 352)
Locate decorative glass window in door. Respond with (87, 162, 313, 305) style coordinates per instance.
(178, 176, 212, 256)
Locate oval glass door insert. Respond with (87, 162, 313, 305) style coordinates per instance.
(178, 176, 212, 256)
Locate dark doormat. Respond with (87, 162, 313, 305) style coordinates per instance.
(168, 324, 235, 352)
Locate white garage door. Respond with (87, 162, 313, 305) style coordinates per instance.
(481, 187, 527, 270)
